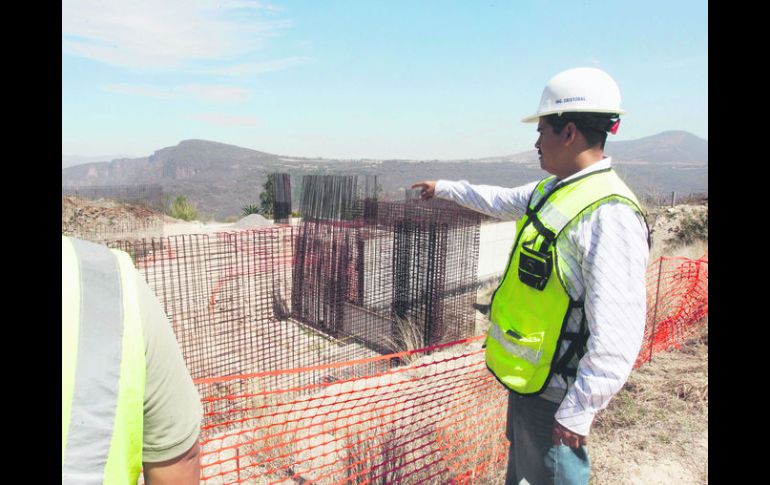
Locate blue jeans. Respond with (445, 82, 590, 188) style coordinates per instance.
(545, 444, 591, 485)
(505, 392, 591, 485)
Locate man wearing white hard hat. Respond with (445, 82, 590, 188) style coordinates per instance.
(413, 67, 649, 484)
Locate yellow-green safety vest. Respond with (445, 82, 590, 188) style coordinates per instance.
(485, 168, 647, 395)
(62, 236, 146, 484)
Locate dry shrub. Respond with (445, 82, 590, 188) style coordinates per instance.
(379, 315, 426, 364)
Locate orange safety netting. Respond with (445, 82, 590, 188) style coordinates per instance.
(634, 254, 708, 368)
(193, 254, 707, 484)
(196, 336, 507, 484)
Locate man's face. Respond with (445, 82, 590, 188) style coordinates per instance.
(535, 118, 565, 176)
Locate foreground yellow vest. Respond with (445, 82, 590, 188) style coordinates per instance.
(62, 236, 146, 484)
(485, 168, 644, 395)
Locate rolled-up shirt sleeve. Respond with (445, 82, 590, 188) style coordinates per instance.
(554, 202, 649, 436)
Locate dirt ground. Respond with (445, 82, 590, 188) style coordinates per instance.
(61, 195, 241, 238)
(590, 323, 708, 484)
(61, 195, 172, 240)
(583, 202, 708, 484)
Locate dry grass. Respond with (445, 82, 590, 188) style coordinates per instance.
(647, 203, 708, 261)
(379, 315, 427, 364)
(473, 280, 499, 335)
(340, 412, 409, 485)
(590, 323, 708, 484)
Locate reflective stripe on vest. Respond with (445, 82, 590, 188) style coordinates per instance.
(62, 237, 146, 485)
(485, 168, 646, 395)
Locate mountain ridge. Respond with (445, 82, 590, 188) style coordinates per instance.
(62, 131, 708, 218)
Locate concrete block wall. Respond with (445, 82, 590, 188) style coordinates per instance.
(477, 220, 517, 283)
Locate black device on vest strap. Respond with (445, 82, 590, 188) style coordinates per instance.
(519, 210, 556, 290)
(518, 238, 553, 291)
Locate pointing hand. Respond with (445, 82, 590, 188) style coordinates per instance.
(411, 181, 437, 200)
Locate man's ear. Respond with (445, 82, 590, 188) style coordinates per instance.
(564, 122, 577, 145)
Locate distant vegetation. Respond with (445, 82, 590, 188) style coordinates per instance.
(167, 195, 199, 221)
(669, 211, 708, 249)
(259, 174, 275, 218)
(241, 204, 261, 216)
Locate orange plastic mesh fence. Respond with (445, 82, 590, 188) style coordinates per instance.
(195, 335, 508, 485)
(635, 254, 708, 368)
(192, 253, 707, 484)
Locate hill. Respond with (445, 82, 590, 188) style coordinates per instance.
(62, 132, 707, 219)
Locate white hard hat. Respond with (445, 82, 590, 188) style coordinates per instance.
(522, 67, 626, 123)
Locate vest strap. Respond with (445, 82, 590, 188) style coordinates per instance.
(552, 309, 589, 380)
(62, 239, 124, 485)
(525, 208, 556, 241)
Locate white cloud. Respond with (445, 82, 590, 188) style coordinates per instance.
(220, 0, 282, 12)
(102, 83, 250, 103)
(102, 83, 176, 99)
(179, 84, 251, 103)
(200, 56, 315, 76)
(188, 113, 261, 126)
(62, 0, 290, 70)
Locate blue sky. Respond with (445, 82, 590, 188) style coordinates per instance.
(62, 0, 708, 162)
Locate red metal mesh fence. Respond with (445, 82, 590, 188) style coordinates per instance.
(291, 200, 480, 356)
(114, 227, 378, 396)
(113, 196, 481, 397)
(272, 173, 292, 224)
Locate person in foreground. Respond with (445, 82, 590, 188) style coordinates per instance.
(413, 67, 649, 485)
(62, 235, 203, 484)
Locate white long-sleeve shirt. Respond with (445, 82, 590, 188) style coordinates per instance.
(435, 158, 649, 436)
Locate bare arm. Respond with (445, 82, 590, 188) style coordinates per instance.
(143, 441, 201, 485)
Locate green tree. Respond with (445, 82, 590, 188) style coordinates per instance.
(259, 174, 275, 217)
(168, 195, 199, 221)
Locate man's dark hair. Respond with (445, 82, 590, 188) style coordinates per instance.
(543, 112, 619, 150)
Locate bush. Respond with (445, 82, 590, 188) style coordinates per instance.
(242, 204, 261, 216)
(168, 195, 199, 221)
(669, 211, 708, 248)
